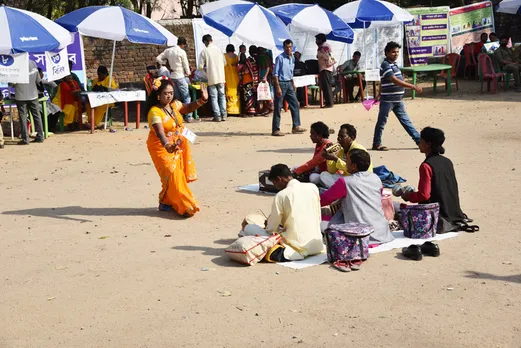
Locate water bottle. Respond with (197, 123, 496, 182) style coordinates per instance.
(87, 79, 93, 91)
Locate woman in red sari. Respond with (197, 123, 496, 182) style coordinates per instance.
(53, 74, 81, 128)
(239, 45, 259, 116)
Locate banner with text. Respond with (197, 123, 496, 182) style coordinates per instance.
(405, 6, 450, 66)
(0, 53, 29, 84)
(449, 1, 494, 54)
(45, 48, 70, 82)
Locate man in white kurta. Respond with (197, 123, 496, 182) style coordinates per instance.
(243, 164, 324, 261)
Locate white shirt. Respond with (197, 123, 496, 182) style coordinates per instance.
(266, 179, 324, 260)
(156, 46, 190, 80)
(197, 43, 226, 86)
(13, 60, 41, 101)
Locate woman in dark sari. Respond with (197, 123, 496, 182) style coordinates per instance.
(257, 47, 273, 116)
(239, 45, 259, 116)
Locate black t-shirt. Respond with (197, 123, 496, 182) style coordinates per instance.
(294, 61, 307, 77)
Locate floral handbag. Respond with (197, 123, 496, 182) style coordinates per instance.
(399, 203, 440, 239)
(325, 223, 374, 262)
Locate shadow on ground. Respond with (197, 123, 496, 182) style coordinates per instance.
(1, 206, 185, 223)
(464, 270, 521, 284)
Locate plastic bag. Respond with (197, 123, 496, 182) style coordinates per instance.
(257, 82, 271, 101)
(362, 99, 379, 111)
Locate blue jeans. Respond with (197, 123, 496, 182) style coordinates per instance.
(173, 78, 192, 119)
(272, 81, 301, 132)
(208, 83, 227, 119)
(373, 100, 420, 147)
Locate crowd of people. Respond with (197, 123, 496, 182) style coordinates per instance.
(142, 39, 473, 269)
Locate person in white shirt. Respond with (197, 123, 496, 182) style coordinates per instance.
(12, 60, 44, 145)
(156, 37, 194, 122)
(241, 164, 324, 262)
(198, 34, 227, 122)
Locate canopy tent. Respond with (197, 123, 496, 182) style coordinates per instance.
(270, 3, 354, 44)
(199, 0, 292, 52)
(496, 0, 521, 14)
(56, 5, 177, 129)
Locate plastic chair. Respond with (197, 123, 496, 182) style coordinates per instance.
(463, 44, 478, 80)
(478, 54, 504, 94)
(438, 53, 460, 91)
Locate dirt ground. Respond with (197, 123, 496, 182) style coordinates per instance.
(1, 81, 520, 348)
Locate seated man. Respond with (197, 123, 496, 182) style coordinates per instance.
(320, 123, 372, 188)
(292, 121, 332, 184)
(242, 164, 324, 261)
(320, 149, 393, 244)
(85, 66, 118, 128)
(339, 51, 366, 102)
(495, 35, 521, 92)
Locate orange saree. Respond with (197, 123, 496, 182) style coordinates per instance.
(147, 101, 199, 216)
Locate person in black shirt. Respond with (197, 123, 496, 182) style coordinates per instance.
(293, 51, 307, 107)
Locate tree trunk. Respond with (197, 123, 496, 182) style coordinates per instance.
(46, 0, 53, 19)
(65, 0, 75, 13)
(146, 0, 152, 18)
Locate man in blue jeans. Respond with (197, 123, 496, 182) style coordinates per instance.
(272, 39, 306, 137)
(373, 41, 422, 151)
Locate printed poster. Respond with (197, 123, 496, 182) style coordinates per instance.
(45, 48, 70, 82)
(405, 6, 450, 66)
(0, 53, 29, 84)
(449, 1, 495, 54)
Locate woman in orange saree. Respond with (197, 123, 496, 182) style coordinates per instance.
(146, 77, 208, 217)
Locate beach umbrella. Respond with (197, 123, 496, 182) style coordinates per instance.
(0, 5, 74, 54)
(334, 0, 413, 27)
(270, 3, 354, 43)
(200, 0, 292, 52)
(56, 6, 178, 128)
(496, 0, 521, 14)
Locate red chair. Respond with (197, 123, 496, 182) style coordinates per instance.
(438, 53, 460, 91)
(463, 44, 478, 80)
(478, 54, 505, 94)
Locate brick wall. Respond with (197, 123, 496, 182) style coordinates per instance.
(82, 19, 196, 86)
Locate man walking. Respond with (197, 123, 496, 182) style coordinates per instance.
(316, 33, 335, 108)
(157, 37, 195, 122)
(373, 42, 422, 151)
(13, 60, 44, 145)
(198, 34, 227, 122)
(272, 39, 306, 137)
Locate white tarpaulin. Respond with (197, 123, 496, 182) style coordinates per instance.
(0, 53, 29, 83)
(45, 48, 70, 82)
(192, 18, 245, 67)
(86, 90, 146, 108)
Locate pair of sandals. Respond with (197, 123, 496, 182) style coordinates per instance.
(332, 260, 363, 272)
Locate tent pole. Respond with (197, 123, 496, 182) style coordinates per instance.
(103, 40, 116, 130)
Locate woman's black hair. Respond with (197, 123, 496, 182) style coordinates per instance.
(310, 121, 330, 139)
(97, 65, 109, 75)
(226, 44, 235, 53)
(421, 127, 446, 155)
(145, 79, 174, 117)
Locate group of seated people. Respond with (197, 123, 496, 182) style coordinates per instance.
(242, 122, 469, 262)
(38, 63, 119, 132)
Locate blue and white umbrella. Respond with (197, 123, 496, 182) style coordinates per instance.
(270, 4, 354, 43)
(0, 5, 73, 54)
(56, 6, 177, 129)
(200, 0, 292, 51)
(334, 0, 413, 27)
(497, 0, 521, 14)
(55, 6, 177, 45)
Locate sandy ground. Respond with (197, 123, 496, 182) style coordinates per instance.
(1, 81, 520, 348)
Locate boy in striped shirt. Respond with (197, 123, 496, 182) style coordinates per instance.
(373, 42, 422, 151)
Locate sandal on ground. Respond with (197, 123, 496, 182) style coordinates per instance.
(372, 145, 389, 151)
(349, 260, 363, 271)
(333, 260, 351, 272)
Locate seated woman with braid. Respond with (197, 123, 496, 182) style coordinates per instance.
(401, 127, 473, 232)
(291, 121, 332, 184)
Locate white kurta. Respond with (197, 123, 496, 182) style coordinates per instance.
(266, 180, 324, 260)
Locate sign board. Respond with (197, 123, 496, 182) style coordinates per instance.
(45, 48, 70, 82)
(449, 1, 495, 54)
(364, 69, 380, 81)
(405, 6, 450, 66)
(0, 53, 29, 84)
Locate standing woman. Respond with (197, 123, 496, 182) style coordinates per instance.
(239, 45, 259, 116)
(224, 44, 241, 116)
(146, 77, 208, 217)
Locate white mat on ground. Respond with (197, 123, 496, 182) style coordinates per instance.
(236, 183, 275, 195)
(368, 231, 459, 254)
(278, 253, 328, 270)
